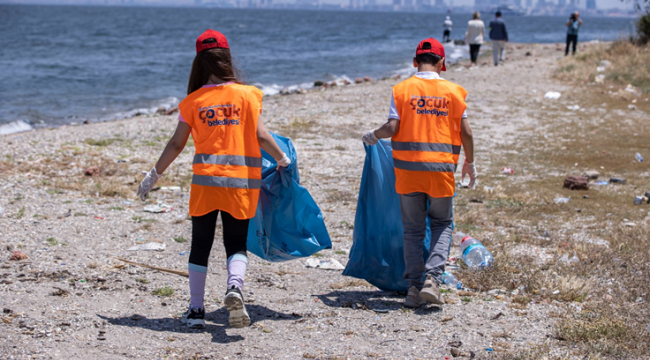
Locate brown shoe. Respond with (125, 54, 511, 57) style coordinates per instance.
(419, 275, 444, 305)
(404, 286, 426, 308)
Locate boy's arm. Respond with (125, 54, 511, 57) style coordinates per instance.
(362, 92, 400, 145)
(460, 117, 477, 188)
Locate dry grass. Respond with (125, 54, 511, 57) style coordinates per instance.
(556, 41, 650, 94)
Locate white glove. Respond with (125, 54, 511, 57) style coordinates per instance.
(461, 161, 477, 189)
(362, 130, 379, 145)
(136, 167, 161, 201)
(277, 152, 291, 169)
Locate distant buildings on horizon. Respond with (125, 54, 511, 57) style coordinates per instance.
(1, 0, 635, 16)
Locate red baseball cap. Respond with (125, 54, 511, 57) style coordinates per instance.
(415, 38, 446, 71)
(196, 29, 229, 54)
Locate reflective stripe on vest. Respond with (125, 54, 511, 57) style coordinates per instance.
(391, 140, 461, 155)
(192, 174, 262, 189)
(393, 158, 457, 173)
(193, 154, 263, 168)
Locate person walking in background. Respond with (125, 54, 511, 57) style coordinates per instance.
(361, 38, 476, 308)
(565, 11, 583, 56)
(443, 16, 453, 43)
(137, 29, 291, 329)
(488, 11, 508, 66)
(465, 12, 485, 66)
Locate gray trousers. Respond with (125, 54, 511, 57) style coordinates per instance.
(399, 193, 453, 290)
(492, 40, 506, 65)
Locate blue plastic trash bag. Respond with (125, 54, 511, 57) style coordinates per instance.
(247, 133, 332, 262)
(342, 140, 431, 291)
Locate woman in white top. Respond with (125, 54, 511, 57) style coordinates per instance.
(465, 12, 485, 66)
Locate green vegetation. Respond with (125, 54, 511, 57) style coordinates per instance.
(135, 278, 150, 284)
(108, 206, 124, 211)
(46, 237, 58, 246)
(151, 286, 174, 297)
(172, 236, 187, 243)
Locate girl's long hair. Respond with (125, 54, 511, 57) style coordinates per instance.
(187, 45, 243, 95)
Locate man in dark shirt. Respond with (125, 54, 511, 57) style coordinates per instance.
(489, 11, 509, 66)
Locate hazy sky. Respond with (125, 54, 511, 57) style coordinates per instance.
(2, 0, 637, 10)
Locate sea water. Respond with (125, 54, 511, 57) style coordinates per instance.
(0, 4, 636, 130)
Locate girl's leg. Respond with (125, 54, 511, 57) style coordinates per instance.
(221, 211, 250, 290)
(188, 209, 220, 310)
(221, 211, 251, 328)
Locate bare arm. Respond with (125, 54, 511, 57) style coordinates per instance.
(154, 121, 192, 174)
(257, 116, 284, 160)
(460, 117, 474, 163)
(374, 118, 400, 139)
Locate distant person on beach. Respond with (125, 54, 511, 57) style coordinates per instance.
(137, 29, 290, 329)
(362, 38, 476, 308)
(465, 12, 485, 66)
(566, 11, 583, 56)
(488, 11, 508, 66)
(443, 16, 453, 43)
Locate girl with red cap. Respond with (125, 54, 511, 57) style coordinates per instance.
(137, 29, 290, 329)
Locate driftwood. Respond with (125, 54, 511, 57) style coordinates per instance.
(114, 257, 188, 277)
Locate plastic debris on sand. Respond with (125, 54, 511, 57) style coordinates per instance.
(554, 197, 570, 204)
(305, 258, 345, 270)
(544, 91, 561, 99)
(143, 203, 173, 213)
(127, 242, 166, 251)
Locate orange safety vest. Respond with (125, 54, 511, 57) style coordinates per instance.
(391, 76, 468, 198)
(179, 84, 263, 219)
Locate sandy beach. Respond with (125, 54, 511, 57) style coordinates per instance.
(1, 41, 649, 359)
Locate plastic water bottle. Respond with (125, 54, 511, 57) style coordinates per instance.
(635, 153, 643, 162)
(441, 271, 462, 289)
(456, 232, 494, 269)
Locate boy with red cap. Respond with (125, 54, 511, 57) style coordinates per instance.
(362, 38, 476, 307)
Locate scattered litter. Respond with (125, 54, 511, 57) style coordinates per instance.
(487, 289, 506, 296)
(94, 216, 104, 220)
(625, 84, 640, 96)
(84, 166, 100, 176)
(599, 60, 611, 68)
(114, 257, 189, 277)
(554, 197, 570, 204)
(629, 104, 637, 110)
(127, 242, 166, 251)
(624, 222, 636, 227)
(469, 198, 483, 204)
(122, 201, 133, 205)
(0, 205, 3, 216)
(552, 290, 560, 295)
(448, 340, 463, 348)
(566, 105, 580, 111)
(596, 66, 606, 72)
(595, 74, 606, 83)
(582, 170, 599, 179)
(583, 195, 589, 199)
(9, 251, 28, 261)
(593, 181, 609, 186)
(179, 251, 190, 255)
(143, 203, 173, 213)
(634, 196, 648, 205)
(610, 177, 627, 184)
(501, 167, 514, 175)
(372, 308, 389, 313)
(485, 348, 493, 352)
(304, 258, 345, 270)
(563, 175, 589, 190)
(160, 186, 181, 192)
(635, 153, 643, 162)
(560, 254, 579, 264)
(458, 232, 493, 269)
(544, 91, 561, 100)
